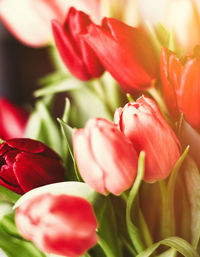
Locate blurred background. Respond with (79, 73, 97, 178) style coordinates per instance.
(0, 0, 199, 106)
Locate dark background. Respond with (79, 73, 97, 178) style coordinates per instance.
(0, 21, 54, 107)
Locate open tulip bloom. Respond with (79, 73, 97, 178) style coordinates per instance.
(0, 1, 200, 257)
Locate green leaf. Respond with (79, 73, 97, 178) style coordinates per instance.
(62, 98, 71, 123)
(0, 228, 46, 257)
(156, 248, 177, 257)
(34, 78, 83, 97)
(70, 85, 112, 127)
(162, 146, 189, 237)
(0, 186, 20, 204)
(137, 237, 199, 257)
(25, 101, 63, 156)
(126, 151, 145, 253)
(184, 156, 200, 249)
(0, 212, 20, 238)
(57, 118, 81, 181)
(97, 198, 123, 257)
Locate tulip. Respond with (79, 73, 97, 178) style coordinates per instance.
(164, 0, 200, 53)
(52, 7, 104, 81)
(15, 193, 98, 257)
(0, 138, 65, 194)
(114, 96, 180, 182)
(0, 0, 101, 47)
(73, 118, 138, 195)
(160, 46, 200, 130)
(81, 17, 159, 92)
(0, 98, 28, 140)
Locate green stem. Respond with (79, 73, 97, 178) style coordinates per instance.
(159, 180, 170, 238)
(125, 152, 146, 254)
(92, 79, 113, 120)
(98, 236, 117, 257)
(136, 197, 153, 247)
(120, 236, 137, 256)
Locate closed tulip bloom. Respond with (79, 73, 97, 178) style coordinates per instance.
(82, 17, 158, 92)
(164, 0, 200, 53)
(15, 193, 98, 257)
(52, 7, 104, 81)
(73, 118, 138, 195)
(160, 46, 200, 130)
(0, 138, 65, 194)
(114, 96, 180, 182)
(0, 98, 28, 140)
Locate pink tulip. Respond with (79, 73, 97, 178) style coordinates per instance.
(0, 0, 101, 47)
(114, 96, 180, 182)
(0, 98, 28, 140)
(73, 118, 138, 195)
(16, 193, 98, 257)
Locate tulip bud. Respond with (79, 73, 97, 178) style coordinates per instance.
(164, 0, 200, 53)
(52, 7, 104, 81)
(15, 193, 98, 257)
(160, 46, 200, 130)
(114, 96, 180, 182)
(0, 138, 65, 194)
(82, 17, 158, 92)
(0, 98, 28, 140)
(73, 118, 138, 195)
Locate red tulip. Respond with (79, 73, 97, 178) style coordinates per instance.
(114, 96, 180, 182)
(0, 0, 101, 47)
(52, 7, 104, 81)
(15, 193, 98, 257)
(160, 46, 200, 130)
(81, 17, 159, 92)
(0, 98, 28, 140)
(73, 118, 138, 195)
(0, 138, 65, 194)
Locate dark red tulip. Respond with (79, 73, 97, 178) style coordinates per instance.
(81, 17, 159, 92)
(160, 46, 200, 130)
(114, 96, 180, 182)
(0, 98, 28, 140)
(0, 138, 65, 194)
(16, 193, 98, 257)
(52, 7, 104, 81)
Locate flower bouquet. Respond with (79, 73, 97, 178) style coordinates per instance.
(0, 0, 200, 256)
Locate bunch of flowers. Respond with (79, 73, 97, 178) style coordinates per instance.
(0, 0, 200, 256)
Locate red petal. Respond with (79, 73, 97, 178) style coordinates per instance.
(160, 47, 179, 119)
(82, 21, 157, 91)
(0, 98, 28, 140)
(13, 152, 65, 192)
(177, 58, 200, 130)
(52, 20, 90, 81)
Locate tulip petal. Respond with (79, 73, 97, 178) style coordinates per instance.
(0, 98, 28, 140)
(82, 19, 158, 91)
(6, 138, 45, 154)
(177, 58, 200, 130)
(13, 152, 65, 192)
(15, 193, 98, 257)
(73, 129, 106, 195)
(160, 47, 179, 119)
(52, 20, 90, 80)
(115, 97, 180, 182)
(89, 119, 137, 195)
